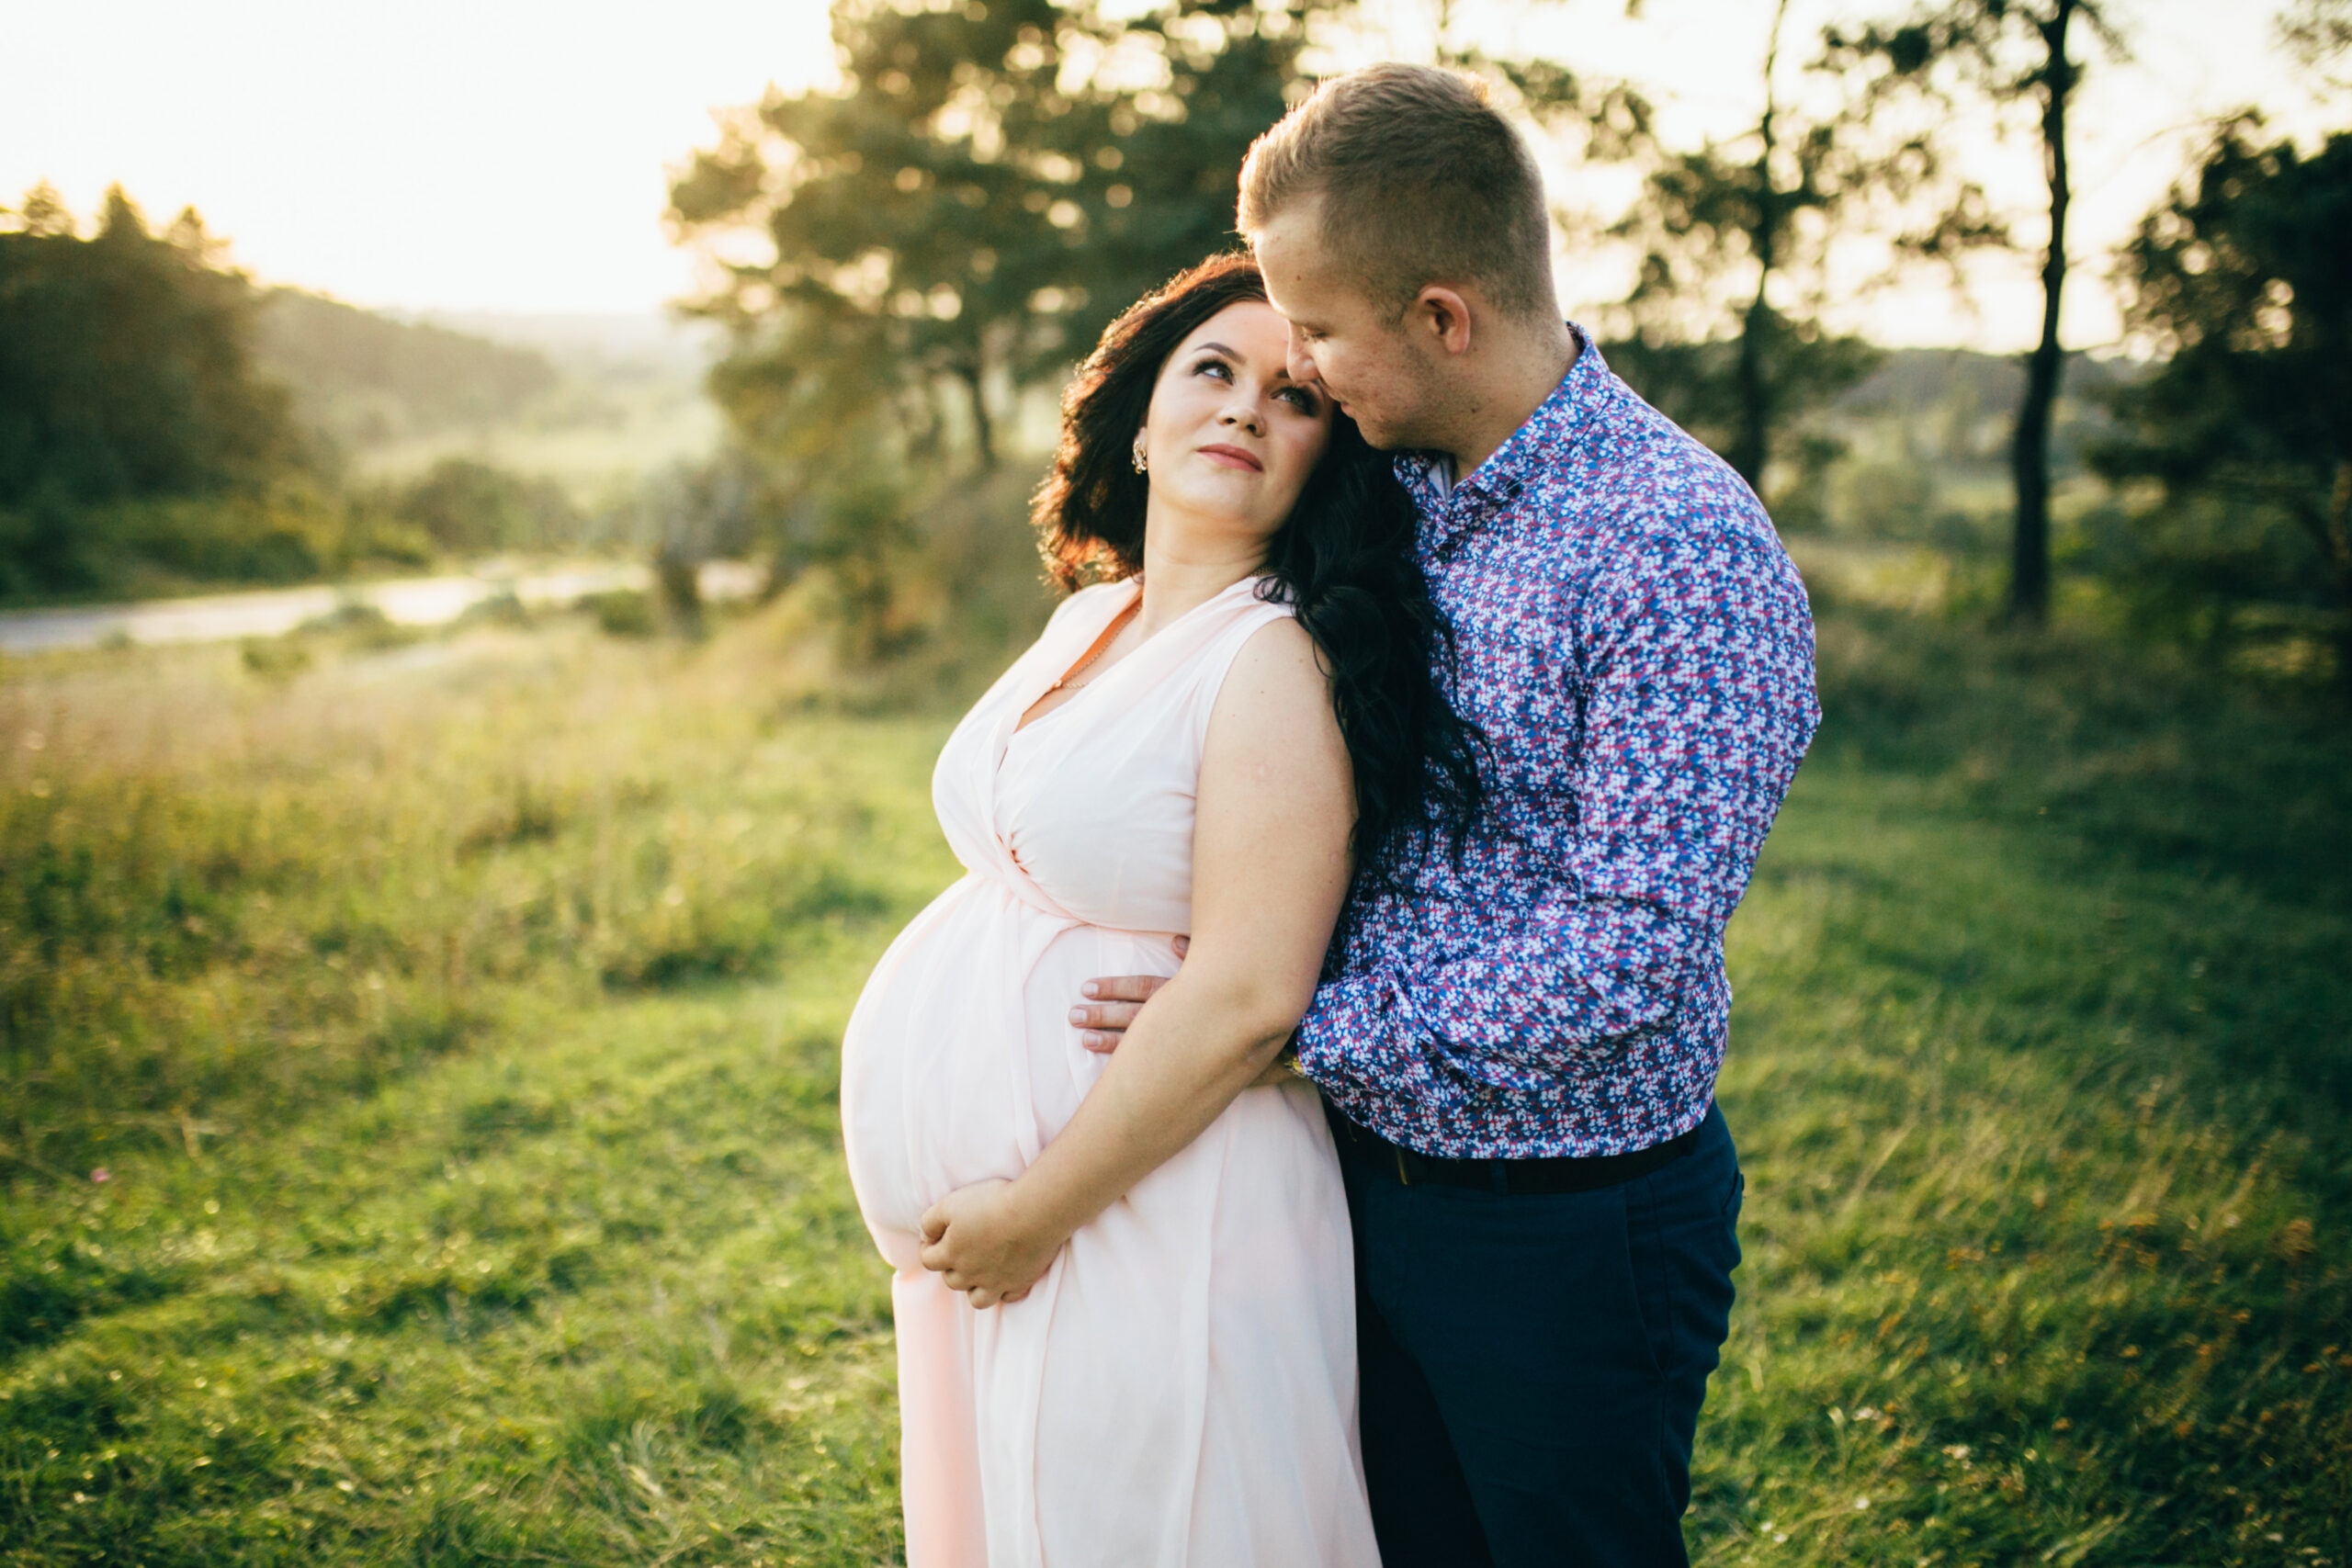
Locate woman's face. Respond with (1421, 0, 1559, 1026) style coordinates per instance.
(1136, 300, 1333, 552)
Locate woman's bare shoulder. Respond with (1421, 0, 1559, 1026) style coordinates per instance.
(1196, 613, 1352, 874)
(1210, 615, 1340, 744)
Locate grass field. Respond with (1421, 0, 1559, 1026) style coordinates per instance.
(3, 575, 2347, 1565)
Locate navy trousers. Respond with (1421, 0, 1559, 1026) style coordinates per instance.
(1333, 1102, 1743, 1568)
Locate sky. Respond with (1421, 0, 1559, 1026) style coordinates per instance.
(3, 0, 2334, 350)
(5, 0, 839, 318)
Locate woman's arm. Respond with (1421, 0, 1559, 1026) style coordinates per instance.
(917, 616, 1354, 1305)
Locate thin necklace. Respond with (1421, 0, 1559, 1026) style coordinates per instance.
(1042, 594, 1141, 696)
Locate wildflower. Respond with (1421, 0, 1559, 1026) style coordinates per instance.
(90, 1168, 111, 1183)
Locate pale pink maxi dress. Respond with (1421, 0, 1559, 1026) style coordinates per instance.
(841, 574, 1377, 1568)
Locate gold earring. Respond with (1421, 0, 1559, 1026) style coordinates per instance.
(1131, 434, 1148, 473)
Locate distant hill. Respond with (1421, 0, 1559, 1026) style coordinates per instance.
(248, 299, 724, 494)
(1826, 345, 2143, 475)
(252, 289, 560, 450)
(409, 310, 723, 380)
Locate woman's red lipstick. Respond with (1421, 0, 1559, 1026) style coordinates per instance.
(1197, 443, 1263, 472)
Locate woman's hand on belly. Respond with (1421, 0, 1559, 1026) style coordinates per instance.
(919, 1179, 1063, 1309)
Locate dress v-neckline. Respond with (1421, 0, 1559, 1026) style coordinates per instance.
(1012, 581, 1143, 736)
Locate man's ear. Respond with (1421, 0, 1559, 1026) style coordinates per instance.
(1411, 286, 1476, 357)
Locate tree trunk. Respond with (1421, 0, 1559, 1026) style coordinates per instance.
(2326, 458, 2352, 696)
(1729, 0, 1792, 494)
(957, 360, 997, 471)
(1732, 291, 1773, 492)
(654, 547, 704, 637)
(2009, 0, 2076, 626)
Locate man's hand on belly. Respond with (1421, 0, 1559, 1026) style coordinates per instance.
(1073, 935, 1184, 1052)
(919, 1179, 1062, 1309)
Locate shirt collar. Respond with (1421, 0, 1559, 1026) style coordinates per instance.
(1394, 322, 1609, 546)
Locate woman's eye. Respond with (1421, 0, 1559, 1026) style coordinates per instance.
(1193, 358, 1232, 379)
(1280, 388, 1319, 413)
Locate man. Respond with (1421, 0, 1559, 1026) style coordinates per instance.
(1072, 63, 1821, 1566)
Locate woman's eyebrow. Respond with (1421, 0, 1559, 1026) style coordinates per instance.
(1191, 340, 1309, 385)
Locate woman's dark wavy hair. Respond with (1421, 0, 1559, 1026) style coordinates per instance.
(1031, 251, 1485, 874)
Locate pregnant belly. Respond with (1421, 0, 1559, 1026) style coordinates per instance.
(840, 874, 1180, 1241)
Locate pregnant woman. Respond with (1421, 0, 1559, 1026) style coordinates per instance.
(840, 252, 1481, 1566)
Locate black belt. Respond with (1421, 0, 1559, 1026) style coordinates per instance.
(1327, 1107, 1702, 1195)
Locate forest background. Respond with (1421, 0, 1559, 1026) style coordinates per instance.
(4, 0, 2350, 1563)
(6, 0, 2347, 680)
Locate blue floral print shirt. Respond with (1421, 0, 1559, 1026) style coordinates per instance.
(1295, 332, 1821, 1159)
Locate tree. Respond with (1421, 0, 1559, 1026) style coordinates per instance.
(385, 457, 582, 556)
(1599, 0, 1998, 503)
(0, 186, 303, 590)
(1830, 0, 2128, 623)
(665, 0, 1328, 663)
(0, 186, 295, 511)
(669, 0, 1312, 484)
(2093, 122, 2352, 689)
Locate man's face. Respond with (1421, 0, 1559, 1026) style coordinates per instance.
(1252, 204, 1447, 455)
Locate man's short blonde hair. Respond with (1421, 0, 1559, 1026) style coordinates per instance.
(1238, 64, 1555, 321)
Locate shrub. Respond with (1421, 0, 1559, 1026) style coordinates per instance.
(582, 588, 656, 638)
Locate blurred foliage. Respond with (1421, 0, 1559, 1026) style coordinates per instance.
(582, 587, 659, 637)
(669, 0, 1317, 481)
(665, 0, 1338, 672)
(1607, 344, 2135, 560)
(1823, 0, 2129, 622)
(2092, 122, 2352, 689)
(786, 480, 922, 666)
(770, 465, 1061, 681)
(2278, 0, 2352, 91)
(378, 457, 584, 558)
(0, 484, 426, 600)
(622, 453, 768, 632)
(0, 186, 305, 593)
(1603, 0, 1999, 497)
(0, 186, 298, 509)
